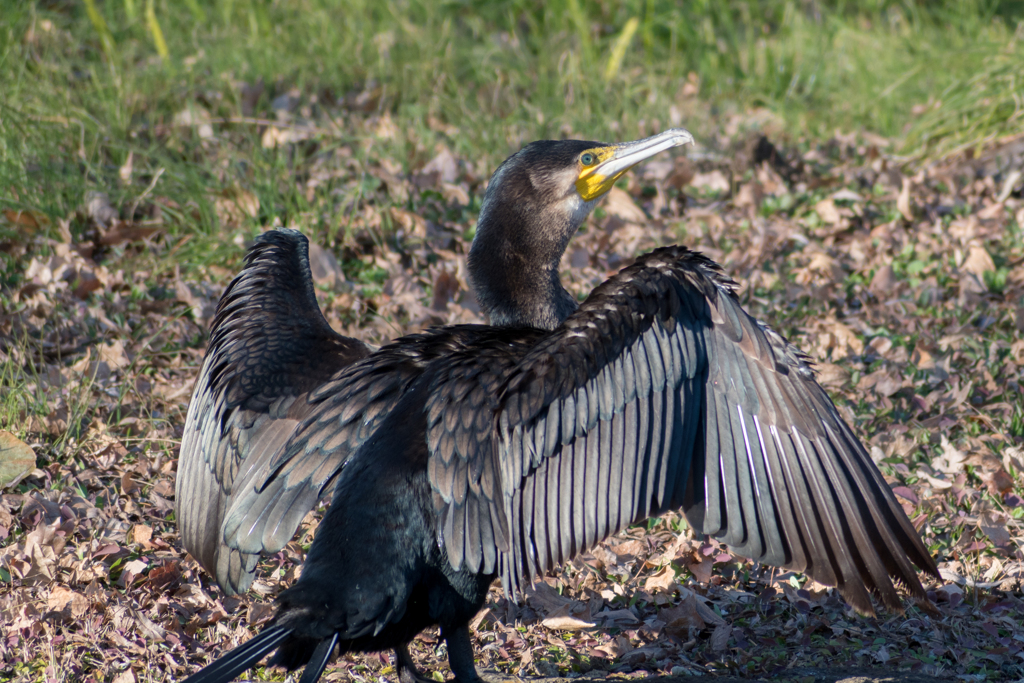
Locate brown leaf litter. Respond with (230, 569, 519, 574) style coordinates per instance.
(1, 112, 1024, 681)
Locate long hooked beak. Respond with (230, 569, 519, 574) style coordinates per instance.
(576, 128, 694, 202)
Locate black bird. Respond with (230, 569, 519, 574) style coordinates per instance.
(176, 129, 939, 683)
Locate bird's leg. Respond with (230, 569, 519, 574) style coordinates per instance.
(394, 643, 434, 683)
(443, 625, 484, 683)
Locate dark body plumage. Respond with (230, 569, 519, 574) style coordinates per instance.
(176, 132, 939, 683)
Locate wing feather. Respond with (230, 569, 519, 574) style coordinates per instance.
(558, 437, 575, 561)
(176, 229, 371, 594)
(426, 246, 937, 614)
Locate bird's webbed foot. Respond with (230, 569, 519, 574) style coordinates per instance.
(394, 643, 435, 683)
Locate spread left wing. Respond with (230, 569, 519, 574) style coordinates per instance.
(427, 246, 938, 615)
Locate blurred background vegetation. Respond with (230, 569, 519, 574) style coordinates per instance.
(1, 0, 1022, 247)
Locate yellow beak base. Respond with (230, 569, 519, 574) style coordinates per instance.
(573, 128, 695, 203)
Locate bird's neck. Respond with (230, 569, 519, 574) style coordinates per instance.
(471, 256, 577, 331)
(467, 210, 581, 332)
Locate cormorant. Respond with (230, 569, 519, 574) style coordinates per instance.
(176, 129, 939, 683)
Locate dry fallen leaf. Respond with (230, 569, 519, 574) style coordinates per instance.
(815, 362, 851, 388)
(119, 151, 134, 184)
(389, 206, 428, 239)
(961, 244, 996, 284)
(307, 240, 344, 288)
(814, 198, 841, 224)
(709, 623, 732, 652)
(869, 263, 899, 297)
(687, 553, 714, 584)
(419, 147, 459, 184)
(593, 635, 633, 658)
(373, 112, 398, 140)
(541, 603, 596, 630)
(643, 566, 677, 592)
(935, 435, 967, 476)
(1003, 445, 1024, 476)
(129, 524, 154, 548)
(525, 581, 572, 613)
(2, 208, 50, 230)
(0, 430, 36, 488)
(85, 190, 119, 226)
(112, 670, 138, 683)
(733, 182, 761, 208)
(121, 470, 141, 496)
(689, 170, 729, 193)
(979, 513, 1011, 547)
(47, 585, 89, 619)
(213, 186, 260, 227)
(897, 177, 914, 221)
(98, 222, 162, 246)
(660, 592, 705, 636)
(826, 319, 865, 356)
(603, 186, 648, 224)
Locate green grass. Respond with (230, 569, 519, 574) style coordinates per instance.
(0, 2, 1021, 451)
(1, 0, 1022, 270)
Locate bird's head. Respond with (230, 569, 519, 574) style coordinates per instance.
(468, 128, 694, 329)
(475, 128, 695, 237)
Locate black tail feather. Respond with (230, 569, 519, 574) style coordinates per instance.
(183, 626, 291, 683)
(297, 633, 340, 683)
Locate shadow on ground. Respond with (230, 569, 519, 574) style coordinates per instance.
(486, 669, 944, 683)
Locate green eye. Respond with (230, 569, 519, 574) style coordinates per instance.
(580, 153, 596, 166)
